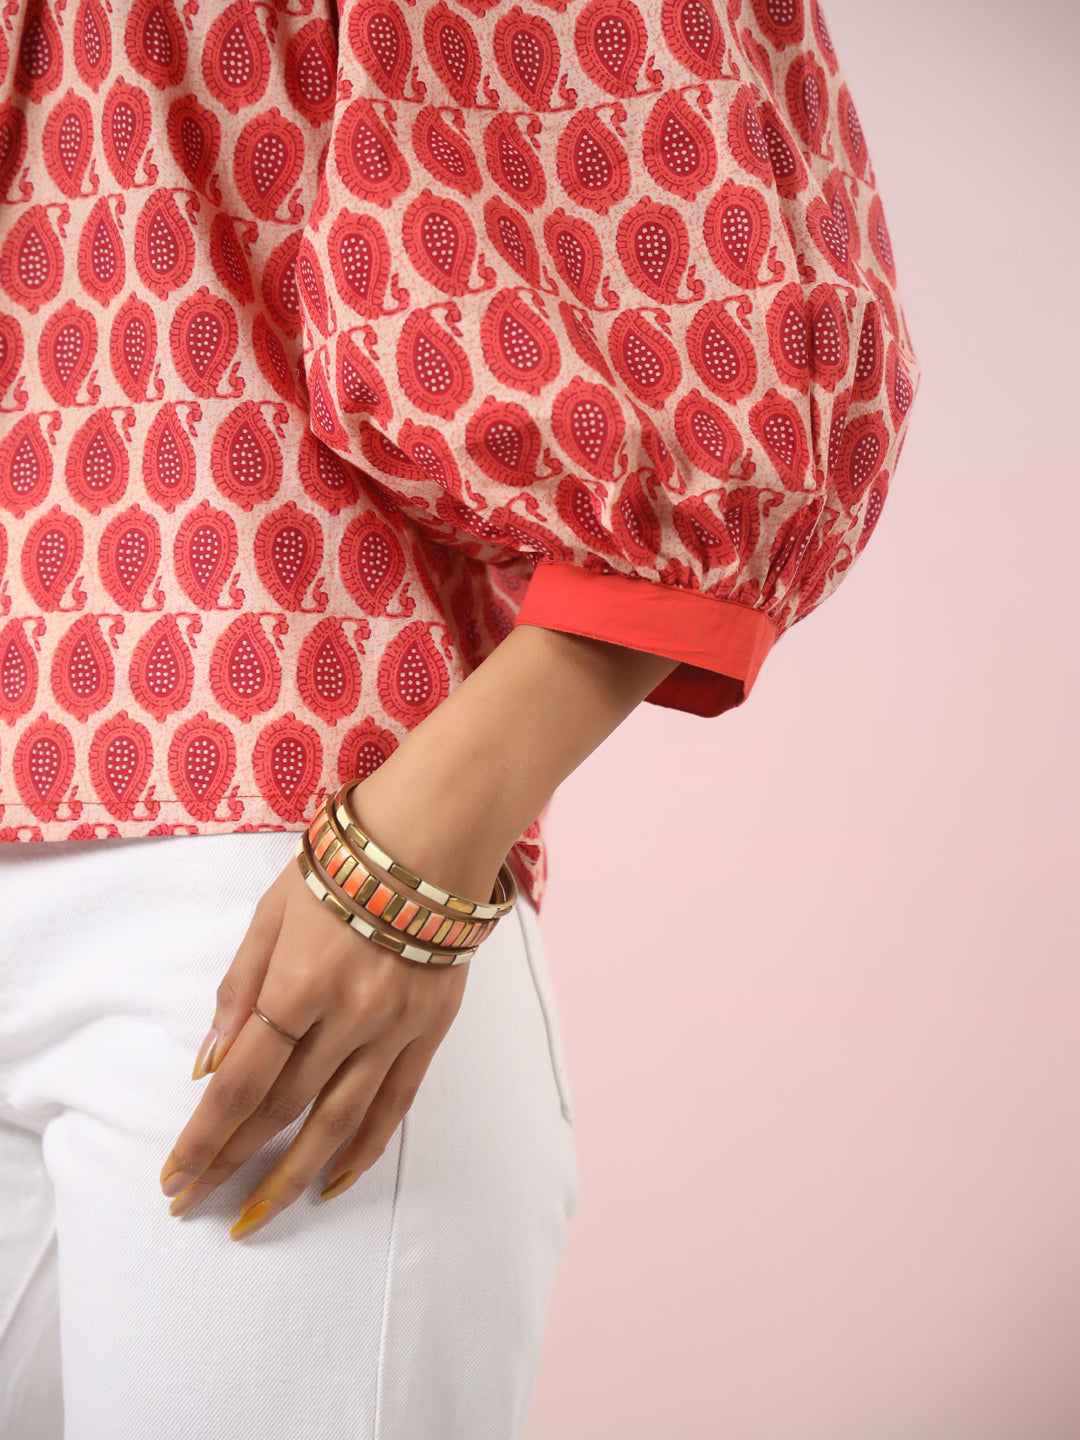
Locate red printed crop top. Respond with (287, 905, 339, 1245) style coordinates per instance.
(0, 0, 922, 911)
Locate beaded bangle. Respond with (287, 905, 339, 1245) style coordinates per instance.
(332, 778, 518, 922)
(308, 798, 497, 951)
(296, 832, 477, 966)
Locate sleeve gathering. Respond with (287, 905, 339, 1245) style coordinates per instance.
(294, 0, 923, 718)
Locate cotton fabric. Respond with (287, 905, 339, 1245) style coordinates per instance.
(0, 828, 580, 1439)
(0, 0, 922, 908)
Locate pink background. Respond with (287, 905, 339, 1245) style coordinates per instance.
(523, 1, 1080, 1436)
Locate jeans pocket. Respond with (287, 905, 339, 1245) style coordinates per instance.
(515, 896, 575, 1130)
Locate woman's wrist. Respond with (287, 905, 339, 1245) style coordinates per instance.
(342, 623, 681, 902)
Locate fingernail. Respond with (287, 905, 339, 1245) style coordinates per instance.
(208, 1034, 232, 1074)
(230, 1199, 282, 1241)
(320, 1170, 358, 1201)
(168, 1181, 212, 1218)
(161, 1168, 198, 1198)
(192, 1028, 218, 1081)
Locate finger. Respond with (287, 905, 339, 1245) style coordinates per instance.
(160, 987, 321, 1200)
(191, 881, 287, 1081)
(320, 1034, 438, 1197)
(226, 1037, 406, 1239)
(167, 1015, 371, 1217)
(166, 864, 418, 1208)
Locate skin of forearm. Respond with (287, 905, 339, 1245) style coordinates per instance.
(345, 622, 682, 901)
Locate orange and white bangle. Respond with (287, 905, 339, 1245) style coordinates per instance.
(296, 831, 477, 966)
(306, 794, 501, 952)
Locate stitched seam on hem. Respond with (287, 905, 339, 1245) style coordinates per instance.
(522, 561, 784, 641)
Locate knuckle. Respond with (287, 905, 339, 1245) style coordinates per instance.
(286, 955, 331, 1003)
(215, 974, 242, 1010)
(316, 1105, 364, 1142)
(256, 1091, 307, 1129)
(213, 1072, 264, 1120)
(385, 1083, 420, 1116)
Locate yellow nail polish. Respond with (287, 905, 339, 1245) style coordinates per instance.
(320, 1170, 358, 1201)
(207, 1034, 232, 1074)
(230, 1199, 280, 1241)
(191, 1028, 218, 1081)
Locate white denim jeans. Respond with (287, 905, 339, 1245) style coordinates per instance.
(0, 831, 579, 1440)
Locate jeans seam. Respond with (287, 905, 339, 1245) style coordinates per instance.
(0, 1206, 56, 1348)
(516, 903, 575, 1130)
(370, 1113, 407, 1440)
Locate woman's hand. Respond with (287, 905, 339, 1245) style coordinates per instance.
(157, 624, 679, 1240)
(158, 853, 471, 1240)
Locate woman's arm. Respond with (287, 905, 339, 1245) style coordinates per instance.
(350, 623, 683, 902)
(161, 624, 683, 1233)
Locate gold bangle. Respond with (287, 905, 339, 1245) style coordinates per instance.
(331, 778, 518, 921)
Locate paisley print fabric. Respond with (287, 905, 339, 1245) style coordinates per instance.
(0, 0, 922, 912)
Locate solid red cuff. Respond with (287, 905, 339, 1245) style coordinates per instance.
(513, 562, 777, 719)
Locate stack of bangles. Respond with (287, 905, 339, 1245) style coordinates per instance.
(295, 778, 518, 966)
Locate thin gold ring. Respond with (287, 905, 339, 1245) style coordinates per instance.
(251, 1005, 302, 1045)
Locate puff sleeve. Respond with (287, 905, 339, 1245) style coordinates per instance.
(296, 0, 923, 718)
